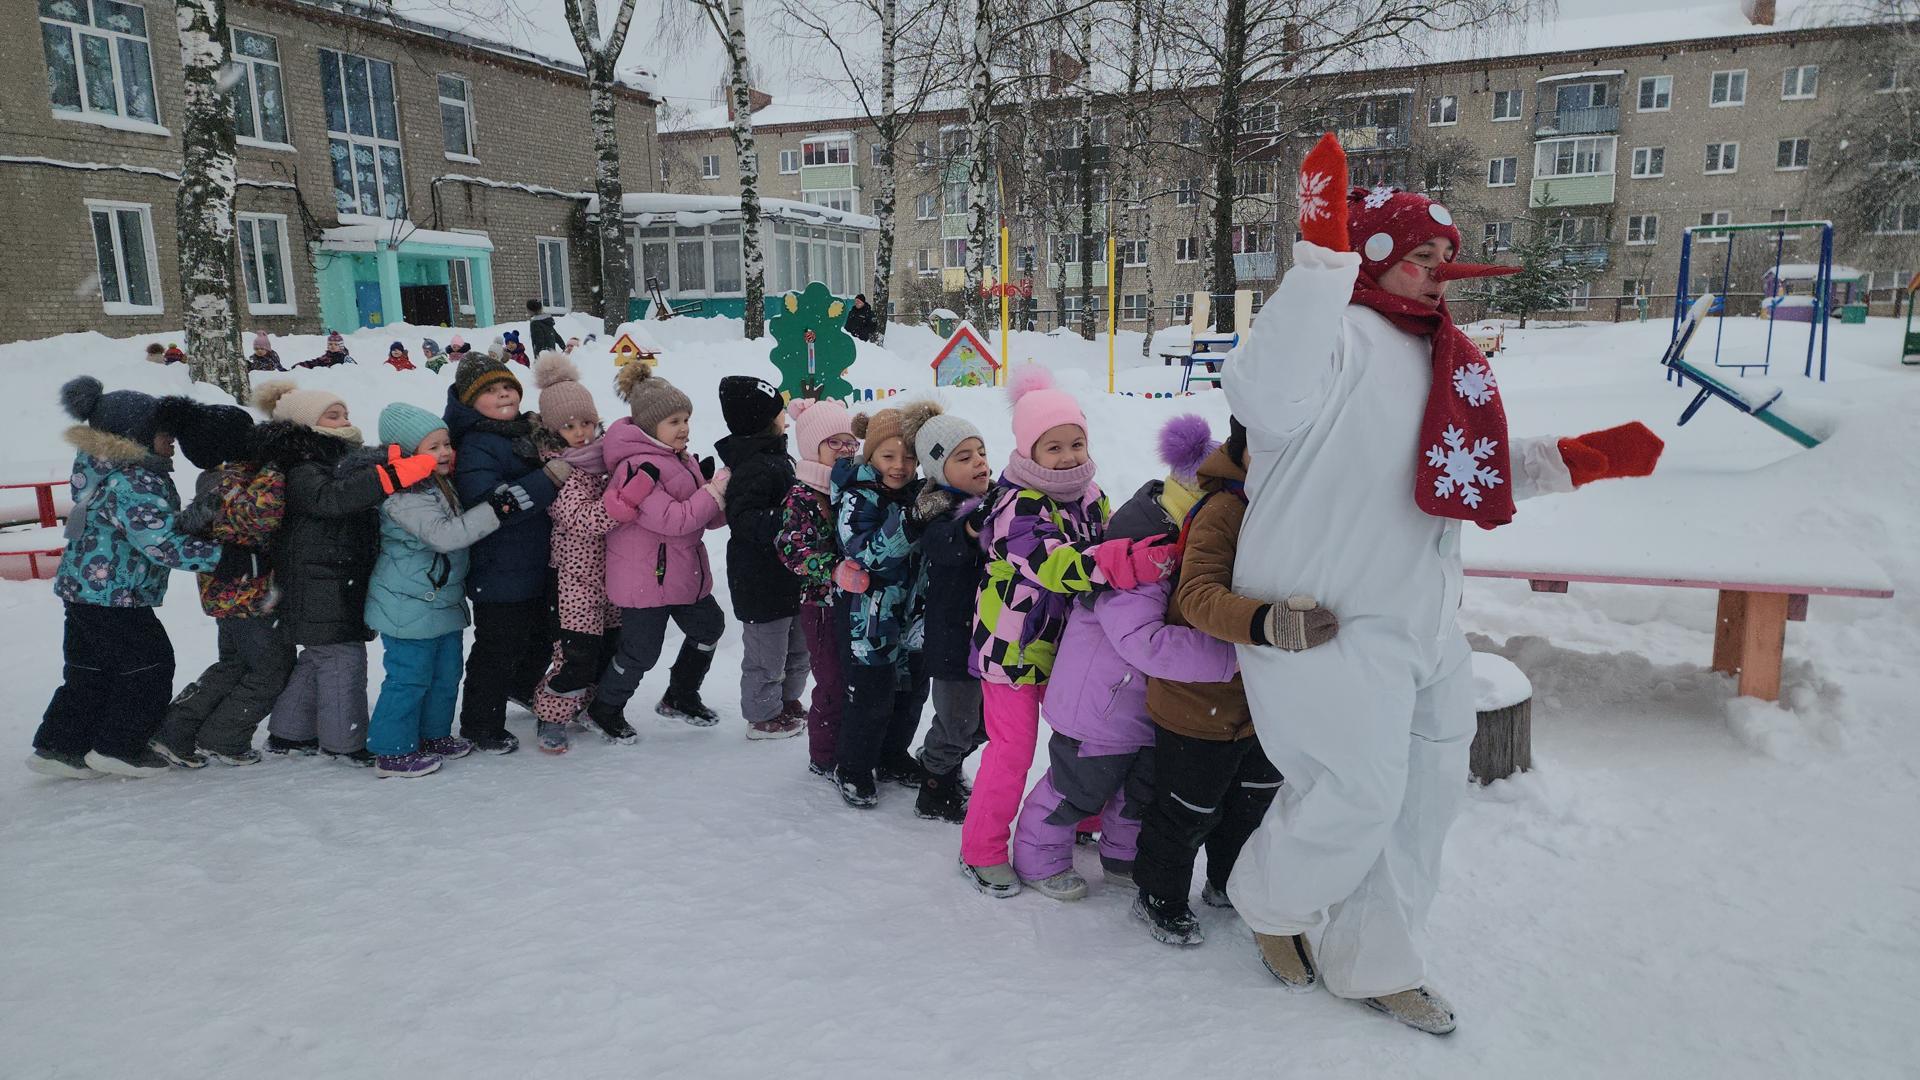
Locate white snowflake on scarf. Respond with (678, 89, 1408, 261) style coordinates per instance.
(1297, 170, 1333, 223)
(1363, 185, 1395, 209)
(1451, 362, 1498, 407)
(1425, 426, 1504, 508)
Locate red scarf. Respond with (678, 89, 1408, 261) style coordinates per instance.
(1349, 277, 1514, 528)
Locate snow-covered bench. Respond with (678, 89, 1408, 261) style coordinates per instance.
(0, 526, 65, 581)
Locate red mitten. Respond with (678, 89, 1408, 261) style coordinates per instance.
(834, 559, 870, 594)
(1129, 540, 1180, 586)
(1091, 538, 1139, 591)
(1297, 132, 1350, 251)
(1558, 422, 1665, 487)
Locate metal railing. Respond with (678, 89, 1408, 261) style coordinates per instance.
(1336, 125, 1409, 153)
(1533, 105, 1620, 137)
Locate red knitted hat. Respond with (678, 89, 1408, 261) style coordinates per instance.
(1346, 186, 1462, 279)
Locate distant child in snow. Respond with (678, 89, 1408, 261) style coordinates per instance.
(528, 298, 565, 357)
(444, 353, 572, 754)
(297, 330, 354, 369)
(901, 400, 992, 823)
(29, 377, 223, 780)
(144, 342, 167, 365)
(958, 367, 1179, 898)
(385, 341, 416, 372)
(501, 330, 532, 367)
(527, 353, 627, 754)
(589, 365, 729, 733)
(1009, 415, 1234, 903)
(163, 344, 187, 365)
(254, 382, 436, 766)
(150, 398, 291, 769)
(249, 331, 286, 372)
(718, 375, 810, 741)
(776, 398, 858, 776)
(364, 403, 531, 778)
(827, 406, 930, 809)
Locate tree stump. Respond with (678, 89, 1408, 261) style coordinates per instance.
(1469, 652, 1534, 784)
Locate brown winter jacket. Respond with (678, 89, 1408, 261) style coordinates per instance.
(1146, 445, 1263, 742)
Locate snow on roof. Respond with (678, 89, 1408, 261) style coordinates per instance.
(1334, 87, 1415, 99)
(619, 193, 879, 232)
(1536, 69, 1627, 83)
(318, 223, 496, 252)
(1775, 263, 1865, 281)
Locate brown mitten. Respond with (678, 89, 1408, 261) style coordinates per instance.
(1255, 595, 1339, 651)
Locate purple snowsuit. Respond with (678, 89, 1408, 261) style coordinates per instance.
(1011, 578, 1239, 881)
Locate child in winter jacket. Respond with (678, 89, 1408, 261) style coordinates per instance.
(297, 330, 354, 369)
(29, 377, 224, 780)
(445, 352, 573, 754)
(718, 375, 809, 740)
(528, 353, 628, 754)
(150, 398, 291, 768)
(901, 401, 992, 823)
(385, 341, 416, 372)
(364, 403, 531, 778)
(1009, 417, 1242, 904)
(588, 365, 730, 731)
(959, 367, 1179, 898)
(775, 398, 858, 775)
(248, 331, 285, 372)
(829, 406, 929, 809)
(255, 382, 437, 766)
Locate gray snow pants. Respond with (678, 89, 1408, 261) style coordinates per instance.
(739, 616, 810, 723)
(268, 641, 370, 754)
(918, 677, 985, 776)
(156, 617, 295, 756)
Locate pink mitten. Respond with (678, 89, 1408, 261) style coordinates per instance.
(1129, 540, 1180, 586)
(834, 559, 870, 594)
(1091, 537, 1139, 591)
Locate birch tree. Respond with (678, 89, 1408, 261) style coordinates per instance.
(563, 0, 641, 336)
(685, 0, 768, 337)
(175, 0, 247, 399)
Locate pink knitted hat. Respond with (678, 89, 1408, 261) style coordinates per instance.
(789, 397, 855, 459)
(1008, 365, 1086, 457)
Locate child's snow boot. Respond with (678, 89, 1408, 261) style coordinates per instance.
(1254, 932, 1319, 993)
(781, 699, 806, 721)
(323, 747, 376, 768)
(84, 748, 171, 778)
(26, 748, 100, 780)
(586, 700, 638, 744)
(374, 751, 443, 778)
(656, 690, 718, 726)
(834, 765, 878, 809)
(747, 718, 803, 740)
(419, 736, 473, 760)
(658, 647, 718, 725)
(1100, 857, 1135, 888)
(1200, 882, 1234, 909)
(265, 735, 319, 756)
(915, 769, 967, 823)
(958, 859, 1022, 899)
(1133, 893, 1205, 947)
(205, 748, 262, 767)
(149, 739, 207, 769)
(1363, 986, 1457, 1036)
(468, 731, 520, 755)
(1021, 869, 1089, 902)
(876, 754, 929, 788)
(537, 721, 571, 754)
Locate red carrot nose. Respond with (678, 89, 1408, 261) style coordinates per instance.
(1434, 260, 1521, 282)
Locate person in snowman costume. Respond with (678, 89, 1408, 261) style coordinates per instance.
(1222, 135, 1665, 1035)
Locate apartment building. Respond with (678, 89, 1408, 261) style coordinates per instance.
(3, 0, 659, 343)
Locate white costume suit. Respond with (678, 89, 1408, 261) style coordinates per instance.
(1223, 241, 1572, 999)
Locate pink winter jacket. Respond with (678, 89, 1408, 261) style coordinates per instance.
(600, 417, 724, 609)
(548, 460, 626, 635)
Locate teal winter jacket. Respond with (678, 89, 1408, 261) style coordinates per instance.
(53, 425, 221, 608)
(364, 478, 502, 640)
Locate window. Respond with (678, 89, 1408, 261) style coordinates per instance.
(236, 213, 295, 314)
(942, 237, 967, 268)
(1241, 106, 1273, 134)
(1176, 178, 1197, 206)
(86, 200, 160, 314)
(870, 143, 886, 167)
(1179, 118, 1205, 144)
(914, 139, 933, 166)
(1484, 221, 1513, 252)
(1534, 136, 1616, 178)
(1176, 236, 1199, 263)
(659, 158, 669, 182)
(870, 197, 883, 217)
(700, 154, 720, 179)
(1563, 281, 1592, 310)
(1491, 89, 1523, 121)
(1637, 75, 1672, 111)
(916, 193, 936, 220)
(1234, 165, 1271, 197)
(1554, 81, 1610, 112)
(709, 222, 743, 294)
(778, 149, 800, 174)
(1627, 214, 1659, 245)
(1698, 210, 1732, 242)
(1547, 215, 1604, 245)
(1705, 142, 1739, 174)
(676, 227, 707, 292)
(1118, 239, 1147, 266)
(537, 237, 569, 311)
(942, 178, 966, 215)
(1121, 293, 1148, 321)
(1878, 67, 1910, 93)
(1631, 145, 1665, 178)
(940, 126, 970, 157)
(1428, 95, 1458, 125)
(437, 75, 476, 159)
(1782, 65, 1818, 100)
(1487, 156, 1517, 187)
(1710, 69, 1746, 106)
(1622, 278, 1646, 298)
(917, 247, 936, 275)
(39, 0, 160, 128)
(1425, 160, 1453, 191)
(1229, 223, 1274, 253)
(806, 189, 855, 212)
(448, 258, 474, 315)
(318, 49, 406, 218)
(1777, 137, 1810, 170)
(802, 137, 851, 166)
(1171, 293, 1192, 322)
(231, 29, 289, 147)
(1874, 204, 1920, 234)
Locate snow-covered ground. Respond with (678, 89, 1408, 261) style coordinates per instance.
(0, 309, 1916, 1078)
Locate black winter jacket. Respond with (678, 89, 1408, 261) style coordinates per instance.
(445, 389, 561, 605)
(256, 422, 386, 645)
(716, 431, 801, 623)
(911, 484, 986, 682)
(844, 303, 877, 342)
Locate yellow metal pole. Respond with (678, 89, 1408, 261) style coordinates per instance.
(1106, 234, 1117, 394)
(999, 226, 1011, 386)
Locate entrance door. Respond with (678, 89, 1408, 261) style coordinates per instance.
(355, 281, 385, 327)
(401, 284, 453, 326)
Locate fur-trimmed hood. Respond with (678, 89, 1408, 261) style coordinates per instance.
(254, 420, 357, 470)
(911, 482, 981, 527)
(64, 423, 164, 468)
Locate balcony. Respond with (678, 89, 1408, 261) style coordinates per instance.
(1042, 144, 1110, 173)
(1234, 251, 1278, 279)
(1556, 243, 1610, 268)
(1533, 105, 1619, 138)
(1336, 125, 1409, 154)
(1046, 262, 1109, 289)
(799, 163, 859, 190)
(1530, 174, 1616, 209)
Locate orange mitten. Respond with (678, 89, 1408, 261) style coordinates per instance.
(1297, 132, 1350, 251)
(376, 444, 439, 494)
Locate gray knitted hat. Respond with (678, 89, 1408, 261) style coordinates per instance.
(616, 363, 692, 435)
(899, 399, 984, 482)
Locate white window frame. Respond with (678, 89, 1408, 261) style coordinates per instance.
(1637, 75, 1672, 112)
(659, 158, 669, 182)
(85, 199, 162, 316)
(236, 212, 296, 315)
(1878, 67, 1910, 94)
(1698, 210, 1732, 242)
(448, 257, 474, 315)
(437, 73, 477, 162)
(1534, 136, 1616, 179)
(700, 154, 720, 179)
(1626, 213, 1659, 246)
(801, 135, 851, 166)
(917, 247, 937, 276)
(1487, 156, 1517, 187)
(1491, 89, 1523, 122)
(806, 188, 855, 213)
(916, 192, 936, 220)
(231, 27, 290, 150)
(1170, 294, 1192, 322)
(1782, 65, 1819, 100)
(1875, 205, 1920, 235)
(1563, 281, 1592, 310)
(1175, 236, 1199, 263)
(1631, 145, 1665, 179)
(1119, 239, 1148, 267)
(942, 236, 968, 269)
(1776, 137, 1810, 171)
(536, 236, 569, 312)
(778, 149, 800, 174)
(318, 48, 407, 219)
(1705, 141, 1739, 175)
(869, 143, 886, 167)
(1710, 69, 1747, 107)
(1175, 178, 1197, 206)
(1427, 95, 1458, 126)
(39, 0, 165, 133)
(1120, 293, 1149, 321)
(1483, 221, 1512, 252)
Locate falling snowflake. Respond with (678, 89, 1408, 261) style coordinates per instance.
(1424, 425, 1503, 508)
(1363, 185, 1395, 209)
(1451, 362, 1498, 407)
(1297, 170, 1332, 223)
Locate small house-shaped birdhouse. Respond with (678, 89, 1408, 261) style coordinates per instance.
(610, 332, 659, 368)
(930, 323, 1000, 388)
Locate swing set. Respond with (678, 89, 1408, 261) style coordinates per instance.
(1671, 219, 1834, 383)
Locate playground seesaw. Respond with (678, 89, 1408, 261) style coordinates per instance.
(1661, 294, 1826, 449)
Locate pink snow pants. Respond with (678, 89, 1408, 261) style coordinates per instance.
(960, 681, 1045, 867)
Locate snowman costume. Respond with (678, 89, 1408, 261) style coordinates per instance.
(1224, 136, 1664, 1013)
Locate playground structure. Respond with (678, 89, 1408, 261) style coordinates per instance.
(1661, 295, 1825, 448)
(1672, 219, 1834, 381)
(1763, 263, 1864, 324)
(1904, 272, 1920, 365)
